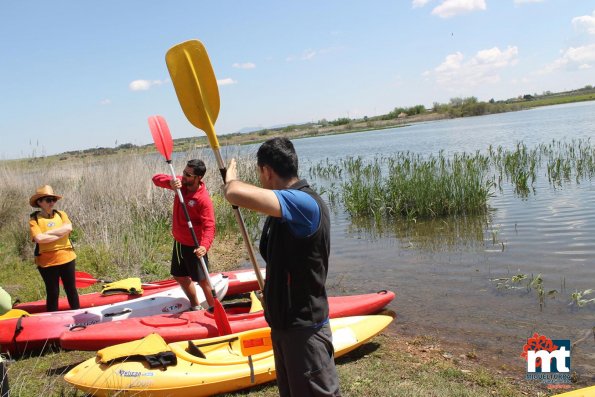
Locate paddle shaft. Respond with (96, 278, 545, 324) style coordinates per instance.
(212, 149, 265, 291)
(165, 160, 216, 296)
(165, 40, 264, 293)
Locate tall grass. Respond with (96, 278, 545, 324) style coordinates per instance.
(0, 150, 260, 302)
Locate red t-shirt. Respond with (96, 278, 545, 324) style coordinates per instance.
(152, 174, 216, 250)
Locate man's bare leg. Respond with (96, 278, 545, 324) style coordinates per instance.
(174, 276, 199, 307)
(198, 279, 215, 308)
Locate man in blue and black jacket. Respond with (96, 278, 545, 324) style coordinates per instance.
(223, 137, 340, 397)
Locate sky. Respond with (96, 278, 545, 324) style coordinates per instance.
(1, 0, 594, 159)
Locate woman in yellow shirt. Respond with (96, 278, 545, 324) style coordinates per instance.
(28, 185, 80, 312)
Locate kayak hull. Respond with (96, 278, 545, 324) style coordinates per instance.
(14, 268, 263, 314)
(60, 290, 395, 351)
(0, 274, 228, 355)
(64, 315, 393, 397)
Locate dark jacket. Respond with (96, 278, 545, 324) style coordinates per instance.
(259, 179, 331, 329)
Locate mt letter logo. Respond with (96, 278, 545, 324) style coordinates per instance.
(521, 333, 571, 373)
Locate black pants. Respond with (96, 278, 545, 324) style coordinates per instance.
(37, 260, 80, 312)
(271, 323, 341, 397)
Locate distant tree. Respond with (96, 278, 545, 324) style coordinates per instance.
(331, 117, 351, 126)
(489, 98, 495, 104)
(523, 94, 534, 100)
(449, 97, 464, 107)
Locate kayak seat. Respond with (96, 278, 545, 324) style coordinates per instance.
(187, 340, 206, 359)
(99, 351, 177, 370)
(98, 333, 171, 364)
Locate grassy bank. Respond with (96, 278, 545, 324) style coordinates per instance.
(0, 150, 261, 303)
(4, 326, 557, 397)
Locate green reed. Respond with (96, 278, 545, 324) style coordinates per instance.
(310, 138, 595, 222)
(313, 151, 494, 221)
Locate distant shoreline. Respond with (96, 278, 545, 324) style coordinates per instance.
(7, 88, 595, 163)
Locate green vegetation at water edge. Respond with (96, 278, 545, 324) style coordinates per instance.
(309, 138, 595, 223)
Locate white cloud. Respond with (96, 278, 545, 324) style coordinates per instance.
(128, 79, 166, 91)
(99, 99, 111, 105)
(301, 50, 317, 61)
(572, 11, 595, 35)
(232, 62, 256, 69)
(286, 47, 335, 62)
(542, 45, 595, 73)
(514, 0, 544, 4)
(427, 46, 519, 88)
(412, 0, 431, 8)
(540, 44, 595, 74)
(431, 0, 486, 18)
(217, 78, 237, 86)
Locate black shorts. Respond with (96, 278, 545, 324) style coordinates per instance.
(171, 241, 209, 282)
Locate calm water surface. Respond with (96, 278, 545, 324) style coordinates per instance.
(231, 101, 595, 378)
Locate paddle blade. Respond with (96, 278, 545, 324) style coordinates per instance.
(148, 115, 174, 161)
(0, 309, 30, 321)
(73, 271, 100, 289)
(212, 299, 232, 336)
(165, 40, 221, 150)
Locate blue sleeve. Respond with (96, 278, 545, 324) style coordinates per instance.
(273, 190, 321, 238)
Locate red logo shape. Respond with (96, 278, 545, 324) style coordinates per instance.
(521, 333, 559, 368)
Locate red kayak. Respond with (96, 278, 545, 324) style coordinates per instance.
(14, 268, 264, 314)
(60, 290, 395, 351)
(1, 275, 229, 356)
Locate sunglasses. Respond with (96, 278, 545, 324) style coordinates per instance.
(182, 171, 196, 178)
(40, 197, 57, 203)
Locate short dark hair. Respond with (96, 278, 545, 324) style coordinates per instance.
(256, 137, 298, 179)
(187, 159, 207, 177)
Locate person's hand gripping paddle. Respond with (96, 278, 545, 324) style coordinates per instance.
(148, 115, 231, 335)
(165, 40, 265, 296)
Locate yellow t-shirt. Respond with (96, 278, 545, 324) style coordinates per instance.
(29, 210, 76, 268)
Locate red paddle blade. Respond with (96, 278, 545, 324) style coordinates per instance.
(72, 271, 98, 289)
(148, 115, 174, 161)
(213, 299, 232, 335)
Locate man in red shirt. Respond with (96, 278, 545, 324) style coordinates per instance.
(152, 159, 216, 310)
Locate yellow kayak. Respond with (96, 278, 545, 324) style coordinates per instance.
(65, 315, 393, 396)
(552, 386, 595, 397)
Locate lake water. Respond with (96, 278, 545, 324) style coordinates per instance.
(230, 101, 595, 379)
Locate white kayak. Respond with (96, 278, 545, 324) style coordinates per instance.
(0, 274, 228, 355)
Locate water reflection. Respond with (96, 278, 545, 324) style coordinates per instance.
(346, 213, 493, 253)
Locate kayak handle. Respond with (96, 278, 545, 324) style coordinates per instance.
(104, 308, 132, 318)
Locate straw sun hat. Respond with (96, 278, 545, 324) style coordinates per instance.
(29, 185, 63, 208)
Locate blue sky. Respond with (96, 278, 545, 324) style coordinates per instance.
(1, 0, 594, 159)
